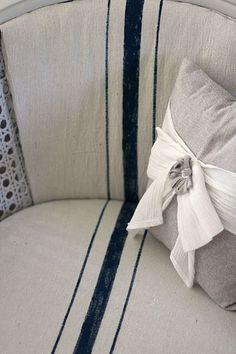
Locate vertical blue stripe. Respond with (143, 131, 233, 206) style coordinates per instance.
(73, 2, 146, 350)
(152, 0, 164, 144)
(105, 0, 111, 200)
(72, 2, 145, 352)
(108, 3, 165, 348)
(109, 230, 147, 353)
(73, 202, 137, 354)
(123, 0, 145, 202)
(50, 200, 109, 354)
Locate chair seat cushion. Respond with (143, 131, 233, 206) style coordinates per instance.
(0, 200, 235, 354)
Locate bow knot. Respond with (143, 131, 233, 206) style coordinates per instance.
(169, 155, 193, 195)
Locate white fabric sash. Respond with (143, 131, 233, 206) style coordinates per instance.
(127, 104, 236, 287)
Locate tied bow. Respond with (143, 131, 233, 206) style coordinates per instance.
(127, 104, 236, 287)
(169, 155, 193, 195)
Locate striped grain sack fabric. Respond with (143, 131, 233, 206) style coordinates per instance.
(0, 0, 163, 204)
(0, 1, 166, 353)
(0, 1, 236, 354)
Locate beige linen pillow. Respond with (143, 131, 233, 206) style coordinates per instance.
(150, 59, 236, 310)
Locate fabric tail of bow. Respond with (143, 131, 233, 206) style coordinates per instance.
(170, 237, 195, 288)
(126, 168, 174, 233)
(177, 160, 224, 253)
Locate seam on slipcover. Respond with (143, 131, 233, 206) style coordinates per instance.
(166, 0, 236, 23)
(105, 0, 111, 200)
(152, 0, 164, 143)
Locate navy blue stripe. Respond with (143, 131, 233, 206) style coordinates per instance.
(109, 230, 147, 353)
(50, 200, 109, 354)
(123, 0, 145, 202)
(152, 0, 164, 144)
(60, 0, 74, 4)
(73, 202, 137, 354)
(105, 0, 111, 200)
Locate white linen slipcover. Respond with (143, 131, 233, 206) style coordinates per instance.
(0, 200, 236, 354)
(0, 0, 162, 203)
(1, 1, 236, 353)
(2, 1, 236, 205)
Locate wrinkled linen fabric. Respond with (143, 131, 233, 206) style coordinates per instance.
(127, 104, 236, 287)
